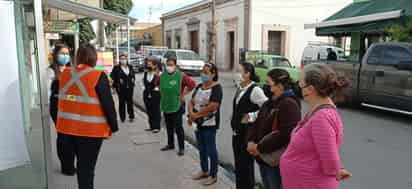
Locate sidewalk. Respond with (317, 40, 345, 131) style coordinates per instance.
(50, 107, 234, 189)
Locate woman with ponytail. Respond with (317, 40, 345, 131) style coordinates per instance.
(247, 69, 301, 189)
(280, 63, 352, 189)
(231, 62, 268, 189)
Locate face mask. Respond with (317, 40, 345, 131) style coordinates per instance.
(57, 54, 70, 65)
(120, 60, 127, 65)
(166, 66, 176, 74)
(200, 73, 211, 83)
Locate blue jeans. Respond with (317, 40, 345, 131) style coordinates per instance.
(258, 163, 281, 189)
(195, 128, 218, 177)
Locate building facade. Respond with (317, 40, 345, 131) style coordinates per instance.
(162, 0, 351, 70)
(130, 23, 163, 47)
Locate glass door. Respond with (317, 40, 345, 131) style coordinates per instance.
(0, 0, 49, 188)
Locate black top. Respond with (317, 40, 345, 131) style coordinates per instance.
(231, 84, 260, 133)
(143, 72, 160, 93)
(192, 84, 223, 129)
(53, 73, 119, 133)
(110, 65, 135, 90)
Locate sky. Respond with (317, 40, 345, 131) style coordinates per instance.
(129, 0, 202, 23)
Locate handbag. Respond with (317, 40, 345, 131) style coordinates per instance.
(258, 132, 285, 167)
(257, 106, 285, 167)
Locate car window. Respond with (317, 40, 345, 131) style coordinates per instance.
(270, 57, 291, 67)
(382, 46, 412, 65)
(367, 46, 384, 64)
(149, 49, 165, 56)
(164, 51, 176, 58)
(177, 51, 200, 60)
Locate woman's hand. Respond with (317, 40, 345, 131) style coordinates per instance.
(247, 142, 259, 156)
(337, 168, 352, 181)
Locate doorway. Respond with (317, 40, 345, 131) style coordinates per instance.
(228, 31, 235, 70)
(268, 31, 282, 55)
(190, 31, 199, 53)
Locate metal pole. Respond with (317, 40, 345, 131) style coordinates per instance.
(127, 20, 131, 64)
(116, 25, 119, 65)
(211, 0, 216, 64)
(33, 0, 53, 187)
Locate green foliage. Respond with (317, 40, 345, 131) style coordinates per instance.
(103, 0, 133, 36)
(385, 19, 412, 43)
(78, 18, 96, 44)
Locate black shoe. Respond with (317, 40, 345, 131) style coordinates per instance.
(61, 168, 76, 176)
(129, 118, 134, 123)
(160, 145, 174, 151)
(177, 149, 185, 156)
(120, 119, 125, 123)
(145, 128, 154, 131)
(152, 129, 160, 133)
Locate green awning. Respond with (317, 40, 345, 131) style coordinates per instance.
(317, 17, 409, 36)
(316, 0, 412, 36)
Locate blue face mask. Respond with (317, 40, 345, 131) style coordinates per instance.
(57, 54, 70, 65)
(200, 73, 211, 83)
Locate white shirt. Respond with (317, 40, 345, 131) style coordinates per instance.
(235, 82, 268, 122)
(146, 72, 154, 82)
(121, 65, 130, 75)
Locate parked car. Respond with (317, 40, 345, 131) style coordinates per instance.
(245, 51, 300, 84)
(312, 42, 412, 115)
(248, 53, 301, 97)
(163, 49, 205, 75)
(301, 44, 346, 68)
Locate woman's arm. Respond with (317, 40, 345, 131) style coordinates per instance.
(311, 110, 341, 176)
(257, 98, 301, 153)
(246, 86, 268, 122)
(191, 85, 222, 119)
(95, 73, 119, 133)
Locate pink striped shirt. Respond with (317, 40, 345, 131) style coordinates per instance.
(280, 108, 343, 189)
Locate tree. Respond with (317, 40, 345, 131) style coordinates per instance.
(103, 0, 133, 36)
(78, 18, 96, 44)
(385, 19, 412, 43)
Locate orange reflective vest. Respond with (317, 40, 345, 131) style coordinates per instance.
(56, 64, 111, 138)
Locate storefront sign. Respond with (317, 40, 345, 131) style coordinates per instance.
(0, 1, 30, 171)
(44, 21, 79, 33)
(45, 33, 60, 40)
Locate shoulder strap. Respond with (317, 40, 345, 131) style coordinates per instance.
(304, 104, 336, 122)
(192, 84, 202, 98)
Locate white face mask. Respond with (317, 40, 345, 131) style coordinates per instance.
(120, 60, 127, 65)
(166, 66, 176, 73)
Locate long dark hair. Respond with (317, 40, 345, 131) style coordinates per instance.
(241, 62, 260, 82)
(49, 43, 69, 79)
(76, 44, 97, 67)
(204, 63, 219, 81)
(303, 63, 349, 103)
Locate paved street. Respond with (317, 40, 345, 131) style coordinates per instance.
(133, 72, 412, 189)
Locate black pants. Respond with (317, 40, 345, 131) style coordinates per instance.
(232, 130, 255, 189)
(57, 133, 76, 173)
(118, 88, 135, 121)
(143, 90, 161, 130)
(51, 108, 76, 174)
(60, 134, 104, 189)
(164, 105, 185, 150)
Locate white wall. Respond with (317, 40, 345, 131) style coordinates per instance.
(249, 0, 352, 66)
(163, 0, 245, 70)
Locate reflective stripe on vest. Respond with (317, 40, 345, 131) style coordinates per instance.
(58, 94, 100, 104)
(58, 112, 106, 124)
